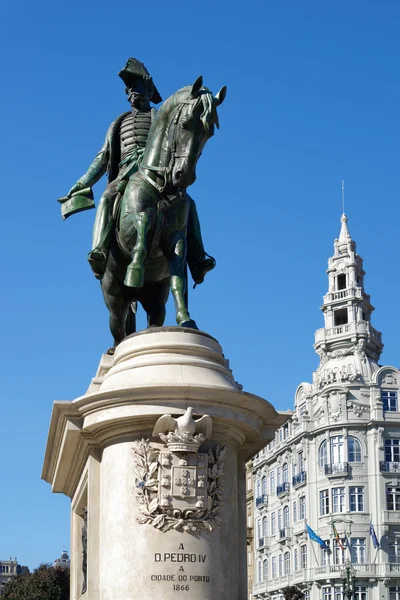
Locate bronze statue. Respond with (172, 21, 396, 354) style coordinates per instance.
(59, 60, 226, 349)
(63, 59, 215, 286)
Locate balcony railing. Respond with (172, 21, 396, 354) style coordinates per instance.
(256, 494, 268, 508)
(293, 471, 307, 488)
(315, 321, 382, 345)
(257, 537, 269, 549)
(279, 527, 292, 541)
(380, 461, 400, 473)
(276, 482, 290, 496)
(325, 462, 349, 476)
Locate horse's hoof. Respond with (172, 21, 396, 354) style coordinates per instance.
(124, 265, 144, 288)
(107, 346, 116, 355)
(180, 319, 199, 330)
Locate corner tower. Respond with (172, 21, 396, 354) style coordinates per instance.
(314, 214, 383, 385)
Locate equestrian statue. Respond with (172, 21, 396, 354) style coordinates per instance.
(59, 58, 226, 351)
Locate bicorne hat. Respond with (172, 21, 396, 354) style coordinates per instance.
(118, 58, 162, 104)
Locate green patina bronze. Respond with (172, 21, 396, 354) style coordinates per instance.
(59, 59, 226, 348)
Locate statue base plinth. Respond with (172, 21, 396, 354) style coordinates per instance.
(42, 327, 288, 600)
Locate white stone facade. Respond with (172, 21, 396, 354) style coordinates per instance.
(252, 216, 400, 600)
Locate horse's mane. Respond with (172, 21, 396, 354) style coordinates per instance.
(156, 85, 219, 131)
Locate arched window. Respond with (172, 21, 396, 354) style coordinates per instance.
(262, 515, 268, 538)
(283, 463, 288, 483)
(263, 558, 268, 581)
(283, 505, 290, 528)
(262, 475, 267, 495)
(257, 560, 262, 583)
(348, 437, 362, 462)
(319, 439, 328, 467)
(284, 551, 290, 575)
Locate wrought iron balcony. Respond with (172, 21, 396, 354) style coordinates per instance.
(380, 461, 400, 473)
(257, 537, 269, 549)
(256, 494, 268, 508)
(292, 472, 307, 488)
(276, 482, 290, 497)
(325, 462, 349, 476)
(279, 527, 292, 541)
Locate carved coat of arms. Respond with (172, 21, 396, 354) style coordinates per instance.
(133, 408, 226, 533)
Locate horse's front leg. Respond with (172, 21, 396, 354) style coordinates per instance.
(124, 211, 151, 288)
(167, 232, 198, 329)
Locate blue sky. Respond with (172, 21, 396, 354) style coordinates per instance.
(0, 0, 399, 570)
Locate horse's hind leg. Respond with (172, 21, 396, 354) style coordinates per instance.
(123, 211, 151, 288)
(140, 280, 169, 328)
(166, 232, 198, 329)
(101, 271, 131, 351)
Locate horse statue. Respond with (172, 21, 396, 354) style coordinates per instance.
(100, 76, 226, 352)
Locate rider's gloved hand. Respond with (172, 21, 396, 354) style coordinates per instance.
(68, 182, 86, 197)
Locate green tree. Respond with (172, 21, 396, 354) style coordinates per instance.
(283, 586, 305, 600)
(2, 564, 69, 600)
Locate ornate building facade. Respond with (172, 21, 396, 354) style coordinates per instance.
(251, 215, 400, 600)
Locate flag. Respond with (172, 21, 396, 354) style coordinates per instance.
(370, 522, 380, 549)
(307, 524, 328, 549)
(332, 521, 345, 550)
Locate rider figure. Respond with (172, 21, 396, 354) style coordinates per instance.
(67, 58, 215, 284)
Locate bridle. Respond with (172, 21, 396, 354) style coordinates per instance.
(139, 101, 196, 195)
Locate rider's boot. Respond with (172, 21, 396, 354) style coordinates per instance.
(88, 192, 113, 280)
(186, 197, 216, 285)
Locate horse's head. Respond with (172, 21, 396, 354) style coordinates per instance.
(167, 76, 227, 190)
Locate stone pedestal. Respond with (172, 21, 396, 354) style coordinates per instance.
(42, 328, 288, 600)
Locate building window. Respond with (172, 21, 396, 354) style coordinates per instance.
(348, 437, 362, 462)
(270, 470, 275, 494)
(320, 489, 330, 515)
(298, 451, 305, 472)
(271, 556, 277, 578)
(382, 391, 398, 412)
(385, 439, 400, 462)
(331, 436, 344, 463)
(284, 551, 290, 575)
(321, 542, 330, 565)
(389, 537, 400, 563)
(333, 539, 345, 565)
(332, 487, 345, 513)
(262, 476, 267, 496)
(303, 592, 310, 600)
(294, 548, 298, 571)
(271, 512, 276, 535)
(257, 518, 262, 540)
(293, 501, 297, 523)
(350, 487, 364, 512)
(300, 545, 307, 569)
(292, 457, 297, 477)
(262, 558, 268, 580)
(351, 538, 366, 564)
(279, 554, 283, 576)
(283, 506, 289, 528)
(387, 486, 400, 510)
(300, 496, 306, 520)
(277, 467, 282, 485)
(354, 586, 367, 600)
(390, 587, 400, 600)
(319, 440, 328, 467)
(278, 508, 282, 530)
(334, 308, 348, 326)
(262, 516, 268, 538)
(322, 587, 332, 600)
(283, 463, 288, 483)
(256, 479, 261, 497)
(337, 273, 346, 290)
(283, 424, 289, 439)
(257, 560, 262, 583)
